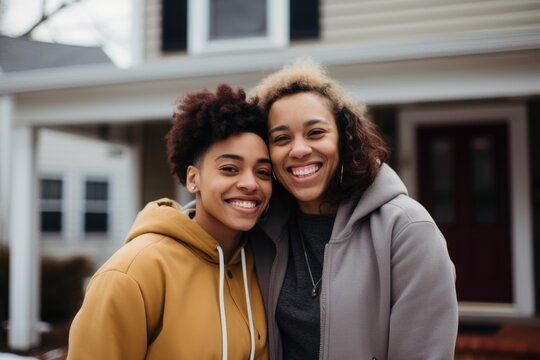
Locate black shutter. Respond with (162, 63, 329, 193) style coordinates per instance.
(528, 100, 540, 316)
(161, 0, 188, 52)
(290, 0, 319, 40)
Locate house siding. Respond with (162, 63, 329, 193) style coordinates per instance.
(320, 0, 540, 44)
(145, 0, 162, 60)
(144, 0, 540, 59)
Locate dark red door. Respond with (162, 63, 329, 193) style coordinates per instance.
(417, 122, 512, 303)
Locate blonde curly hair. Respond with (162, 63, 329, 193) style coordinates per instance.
(252, 57, 367, 120)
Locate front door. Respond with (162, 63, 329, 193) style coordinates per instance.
(417, 122, 512, 303)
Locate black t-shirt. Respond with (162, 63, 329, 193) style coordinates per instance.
(276, 212, 335, 360)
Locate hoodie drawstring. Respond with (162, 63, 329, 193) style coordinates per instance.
(241, 247, 256, 360)
(215, 245, 256, 360)
(216, 245, 228, 360)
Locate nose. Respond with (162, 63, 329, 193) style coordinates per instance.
(237, 171, 258, 192)
(289, 138, 312, 159)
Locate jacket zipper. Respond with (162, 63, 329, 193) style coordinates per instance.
(319, 244, 329, 360)
(269, 234, 288, 360)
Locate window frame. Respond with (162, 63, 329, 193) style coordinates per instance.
(81, 176, 111, 239)
(188, 0, 289, 55)
(38, 174, 66, 240)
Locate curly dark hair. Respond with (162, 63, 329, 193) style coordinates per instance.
(253, 58, 389, 205)
(166, 84, 266, 186)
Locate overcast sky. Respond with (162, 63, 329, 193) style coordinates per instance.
(1, 0, 133, 67)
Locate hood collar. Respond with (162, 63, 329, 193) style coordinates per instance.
(125, 198, 247, 265)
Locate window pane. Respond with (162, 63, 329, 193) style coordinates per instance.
(85, 181, 108, 200)
(84, 213, 108, 233)
(431, 138, 454, 224)
(41, 211, 62, 233)
(41, 179, 62, 200)
(40, 178, 63, 234)
(84, 180, 109, 235)
(209, 0, 267, 40)
(471, 137, 496, 224)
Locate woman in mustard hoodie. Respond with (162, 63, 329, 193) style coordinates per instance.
(67, 84, 271, 359)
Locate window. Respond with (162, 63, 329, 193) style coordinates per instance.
(188, 0, 288, 54)
(40, 178, 63, 234)
(162, 0, 319, 53)
(84, 179, 109, 235)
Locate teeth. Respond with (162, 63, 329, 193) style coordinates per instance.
(229, 200, 257, 209)
(291, 164, 320, 177)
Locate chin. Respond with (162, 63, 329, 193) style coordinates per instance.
(292, 189, 324, 203)
(230, 220, 258, 232)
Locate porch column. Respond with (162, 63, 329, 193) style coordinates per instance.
(0, 96, 13, 246)
(8, 125, 40, 350)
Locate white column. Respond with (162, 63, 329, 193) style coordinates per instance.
(8, 125, 40, 350)
(0, 96, 13, 247)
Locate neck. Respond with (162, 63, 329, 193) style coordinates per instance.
(216, 233, 242, 263)
(193, 214, 241, 263)
(298, 199, 338, 215)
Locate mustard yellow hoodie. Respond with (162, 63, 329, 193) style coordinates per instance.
(67, 199, 268, 360)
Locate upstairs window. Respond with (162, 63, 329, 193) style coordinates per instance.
(188, 0, 288, 54)
(162, 0, 319, 53)
(84, 179, 109, 236)
(40, 178, 63, 234)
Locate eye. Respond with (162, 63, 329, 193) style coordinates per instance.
(256, 168, 272, 180)
(219, 166, 238, 175)
(271, 134, 290, 145)
(308, 128, 325, 138)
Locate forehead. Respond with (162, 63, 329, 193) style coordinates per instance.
(202, 132, 269, 161)
(268, 92, 336, 128)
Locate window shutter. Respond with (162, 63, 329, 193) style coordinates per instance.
(161, 0, 188, 51)
(290, 0, 319, 40)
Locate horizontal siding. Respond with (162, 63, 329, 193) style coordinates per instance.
(142, 0, 540, 59)
(322, 0, 540, 43)
(144, 0, 162, 59)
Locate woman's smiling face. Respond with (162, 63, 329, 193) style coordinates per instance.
(188, 132, 272, 241)
(268, 92, 340, 214)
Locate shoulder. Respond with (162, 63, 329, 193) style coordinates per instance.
(383, 194, 433, 224)
(377, 194, 441, 239)
(95, 234, 183, 278)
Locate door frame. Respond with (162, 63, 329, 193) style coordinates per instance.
(398, 103, 534, 318)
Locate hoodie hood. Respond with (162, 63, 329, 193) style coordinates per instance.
(331, 163, 407, 240)
(125, 198, 246, 264)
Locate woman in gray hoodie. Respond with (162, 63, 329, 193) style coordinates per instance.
(250, 58, 458, 360)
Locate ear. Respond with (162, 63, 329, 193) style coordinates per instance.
(186, 165, 200, 194)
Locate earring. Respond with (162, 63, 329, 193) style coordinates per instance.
(189, 184, 196, 191)
(339, 164, 344, 186)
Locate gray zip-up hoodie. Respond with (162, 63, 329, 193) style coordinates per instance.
(251, 164, 458, 360)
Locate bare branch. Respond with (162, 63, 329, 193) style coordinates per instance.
(21, 0, 83, 37)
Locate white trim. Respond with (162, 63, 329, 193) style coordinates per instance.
(188, 0, 288, 55)
(398, 103, 534, 317)
(2, 31, 538, 94)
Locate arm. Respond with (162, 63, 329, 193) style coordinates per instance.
(67, 270, 148, 360)
(388, 221, 458, 360)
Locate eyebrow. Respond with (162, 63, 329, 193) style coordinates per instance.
(215, 154, 271, 164)
(269, 119, 329, 135)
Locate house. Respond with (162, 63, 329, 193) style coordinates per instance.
(1, 0, 539, 350)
